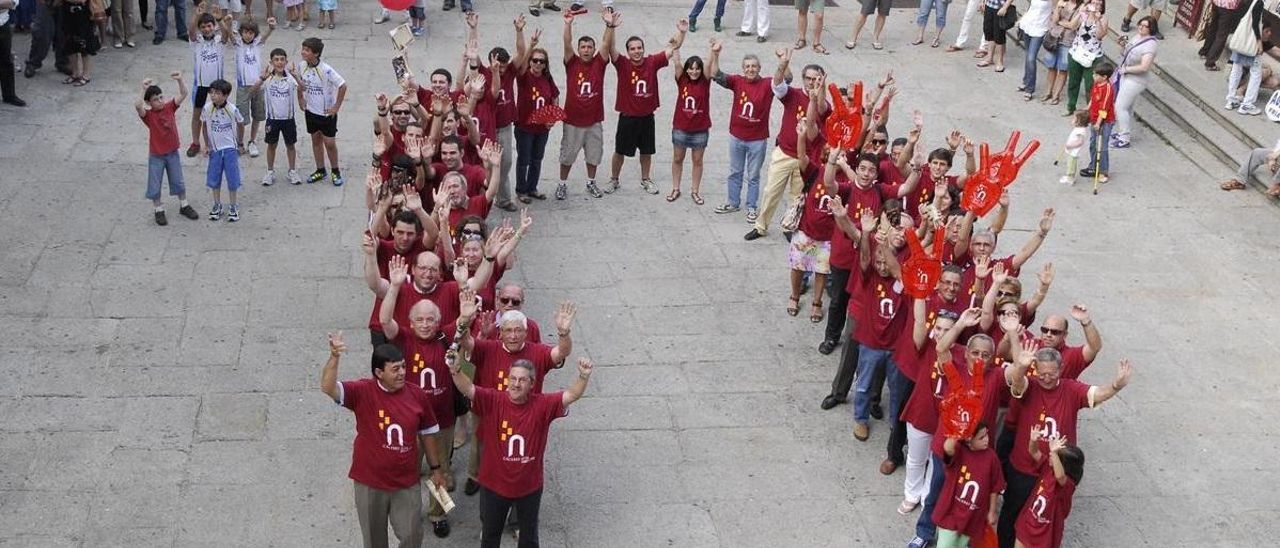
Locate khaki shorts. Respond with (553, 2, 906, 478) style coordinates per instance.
(796, 0, 826, 12)
(236, 86, 266, 122)
(1128, 0, 1168, 11)
(559, 122, 604, 166)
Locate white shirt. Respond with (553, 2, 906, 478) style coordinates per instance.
(191, 33, 226, 87)
(202, 102, 245, 151)
(297, 60, 345, 115)
(0, 0, 18, 26)
(231, 34, 263, 87)
(1019, 0, 1054, 37)
(262, 73, 298, 120)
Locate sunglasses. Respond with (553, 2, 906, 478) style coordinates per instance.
(997, 290, 1017, 298)
(531, 58, 548, 64)
(1040, 327, 1066, 336)
(391, 109, 412, 115)
(499, 297, 523, 306)
(871, 139, 888, 145)
(460, 228, 483, 236)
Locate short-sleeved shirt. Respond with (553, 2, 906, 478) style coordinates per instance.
(932, 445, 1006, 539)
(515, 70, 560, 134)
(367, 239, 429, 333)
(393, 281, 463, 332)
(201, 103, 244, 152)
(721, 74, 774, 141)
(1009, 379, 1092, 476)
(338, 378, 441, 491)
(390, 330, 458, 430)
(469, 340, 558, 394)
(775, 87, 829, 158)
(262, 73, 298, 120)
(797, 178, 850, 242)
(446, 195, 493, 230)
(191, 33, 225, 87)
(471, 388, 567, 498)
(429, 163, 488, 197)
(480, 66, 518, 129)
(143, 100, 181, 156)
(231, 34, 263, 87)
(563, 54, 608, 127)
(298, 60, 346, 115)
(828, 180, 886, 271)
(612, 52, 669, 116)
(1015, 457, 1078, 548)
(852, 254, 907, 350)
(954, 252, 1020, 309)
(673, 75, 712, 132)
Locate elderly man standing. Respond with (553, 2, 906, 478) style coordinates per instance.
(361, 229, 501, 330)
(709, 45, 777, 223)
(320, 332, 446, 548)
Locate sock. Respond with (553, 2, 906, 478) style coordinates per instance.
(155, 206, 165, 212)
(332, 168, 342, 177)
(180, 199, 189, 207)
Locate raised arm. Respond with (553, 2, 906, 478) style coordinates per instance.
(447, 347, 475, 399)
(773, 46, 792, 87)
(378, 256, 409, 341)
(1069, 303, 1103, 364)
(513, 15, 531, 74)
(911, 297, 929, 350)
(361, 232, 391, 298)
(549, 301, 577, 364)
(707, 39, 723, 84)
(1006, 338, 1037, 396)
(977, 262, 1007, 332)
(953, 211, 976, 263)
(1088, 359, 1131, 407)
(896, 112, 922, 174)
(173, 71, 188, 105)
(665, 18, 690, 57)
(563, 11, 576, 61)
(601, 9, 620, 61)
(495, 210, 532, 266)
(827, 193, 859, 242)
(989, 191, 1010, 234)
(561, 357, 594, 407)
(481, 139, 503, 201)
(937, 307, 981, 355)
(1047, 435, 1069, 485)
(320, 331, 346, 402)
(1011, 208, 1054, 270)
(135, 78, 156, 118)
(1025, 262, 1053, 317)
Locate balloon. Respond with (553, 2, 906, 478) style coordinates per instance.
(381, 0, 414, 11)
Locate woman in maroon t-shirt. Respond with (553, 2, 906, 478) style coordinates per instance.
(1015, 429, 1084, 548)
(512, 19, 561, 203)
(670, 43, 714, 206)
(785, 118, 848, 323)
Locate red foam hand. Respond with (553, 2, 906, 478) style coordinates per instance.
(939, 359, 984, 439)
(987, 131, 1041, 188)
(824, 82, 863, 150)
(974, 524, 998, 548)
(901, 229, 943, 299)
(380, 0, 414, 10)
(961, 173, 1002, 217)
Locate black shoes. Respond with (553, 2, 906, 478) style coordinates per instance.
(870, 403, 884, 420)
(743, 229, 764, 241)
(22, 64, 35, 78)
(464, 478, 480, 496)
(432, 519, 451, 538)
(818, 339, 837, 355)
(153, 36, 164, 45)
(2, 96, 26, 107)
(1079, 168, 1096, 178)
(179, 205, 199, 220)
(820, 395, 841, 410)
(155, 210, 168, 226)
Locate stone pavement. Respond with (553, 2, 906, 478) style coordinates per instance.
(2, 0, 1279, 546)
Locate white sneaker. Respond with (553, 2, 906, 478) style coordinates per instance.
(262, 170, 276, 186)
(247, 141, 260, 158)
(288, 169, 302, 185)
(1059, 175, 1074, 185)
(373, 8, 389, 23)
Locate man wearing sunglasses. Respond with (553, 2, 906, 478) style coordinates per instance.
(952, 207, 1054, 308)
(474, 282, 544, 343)
(998, 303, 1102, 381)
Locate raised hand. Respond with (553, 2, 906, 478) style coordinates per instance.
(1037, 262, 1055, 286)
(554, 301, 577, 332)
(1069, 303, 1090, 324)
(514, 14, 526, 31)
(1038, 207, 1055, 234)
(1018, 338, 1037, 368)
(974, 255, 991, 278)
(459, 287, 479, 321)
(1047, 433, 1068, 453)
(388, 255, 409, 286)
(577, 357, 594, 378)
(676, 17, 689, 33)
(375, 92, 388, 110)
(266, 16, 276, 28)
(710, 38, 723, 53)
(476, 309, 498, 338)
(858, 208, 877, 232)
(999, 312, 1021, 335)
(946, 130, 963, 150)
(404, 186, 423, 211)
(404, 134, 421, 161)
(530, 28, 543, 46)
(518, 208, 533, 234)
(420, 138, 436, 162)
(1113, 358, 1132, 390)
(879, 70, 895, 89)
(466, 11, 478, 28)
(328, 331, 347, 355)
(601, 8, 619, 26)
(362, 230, 377, 255)
(829, 195, 847, 217)
(959, 307, 982, 327)
(991, 261, 1008, 286)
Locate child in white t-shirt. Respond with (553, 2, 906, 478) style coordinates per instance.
(202, 79, 247, 221)
(1058, 111, 1088, 185)
(187, 4, 225, 157)
(252, 47, 304, 186)
(222, 14, 275, 158)
(297, 36, 348, 186)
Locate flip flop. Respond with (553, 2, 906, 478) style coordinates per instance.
(872, 42, 884, 50)
(995, 66, 1006, 72)
(1267, 184, 1280, 197)
(812, 43, 829, 55)
(810, 302, 824, 323)
(946, 45, 963, 52)
(844, 41, 857, 49)
(911, 37, 924, 45)
(666, 189, 681, 202)
(976, 61, 993, 68)
(974, 50, 989, 58)
(1219, 179, 1247, 191)
(931, 37, 941, 48)
(691, 191, 704, 205)
(794, 38, 807, 49)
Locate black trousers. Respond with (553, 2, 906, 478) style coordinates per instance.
(1200, 3, 1246, 66)
(0, 23, 15, 100)
(886, 378, 914, 465)
(480, 487, 542, 548)
(25, 0, 69, 71)
(823, 266, 851, 343)
(996, 463, 1037, 548)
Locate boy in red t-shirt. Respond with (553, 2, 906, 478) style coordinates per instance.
(1079, 62, 1115, 184)
(135, 71, 200, 226)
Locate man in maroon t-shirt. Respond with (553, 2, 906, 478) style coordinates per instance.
(425, 135, 488, 196)
(450, 355, 594, 548)
(477, 45, 518, 211)
(952, 208, 1053, 308)
(708, 48, 776, 222)
(600, 10, 687, 195)
(556, 12, 609, 199)
(996, 344, 1132, 548)
(362, 231, 498, 331)
(850, 213, 910, 442)
(365, 207, 440, 345)
(320, 333, 446, 548)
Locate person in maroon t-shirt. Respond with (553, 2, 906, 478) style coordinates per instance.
(362, 229, 501, 331)
(670, 41, 715, 205)
(424, 135, 487, 197)
(952, 208, 1053, 308)
(600, 10, 687, 195)
(932, 424, 1005, 547)
(439, 142, 501, 228)
(511, 15, 561, 203)
(999, 304, 1102, 381)
(556, 12, 609, 199)
(785, 116, 847, 322)
(898, 299, 959, 516)
(450, 354, 594, 548)
(474, 43, 519, 211)
(1015, 429, 1085, 548)
(850, 212, 910, 442)
(320, 333, 446, 548)
(365, 204, 441, 345)
(997, 343, 1131, 548)
(709, 46, 776, 221)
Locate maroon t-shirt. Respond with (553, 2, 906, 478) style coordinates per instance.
(339, 378, 440, 490)
(775, 87, 829, 158)
(472, 388, 567, 498)
(391, 329, 458, 430)
(1009, 379, 1092, 476)
(479, 66, 518, 129)
(368, 239, 429, 333)
(797, 179, 850, 242)
(563, 54, 607, 127)
(1015, 457, 1078, 548)
(143, 100, 181, 155)
(828, 180, 885, 271)
(955, 252, 1020, 309)
(673, 75, 712, 132)
(932, 444, 1006, 539)
(891, 293, 961, 383)
(515, 70, 560, 134)
(428, 163, 487, 197)
(612, 52, 669, 116)
(469, 340, 559, 394)
(447, 195, 493, 229)
(900, 349, 944, 433)
(852, 255, 907, 350)
(723, 74, 774, 141)
(393, 281, 463, 331)
(907, 171, 961, 224)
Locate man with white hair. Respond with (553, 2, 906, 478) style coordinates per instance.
(474, 281, 544, 343)
(457, 300, 577, 496)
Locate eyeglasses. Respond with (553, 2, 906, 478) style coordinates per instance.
(531, 58, 548, 64)
(997, 290, 1017, 298)
(499, 297, 523, 306)
(509, 376, 533, 384)
(460, 229, 483, 236)
(871, 139, 888, 145)
(391, 109, 412, 115)
(1040, 326, 1066, 336)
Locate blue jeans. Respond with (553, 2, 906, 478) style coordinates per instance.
(1085, 122, 1111, 173)
(852, 345, 894, 424)
(154, 0, 189, 40)
(914, 453, 946, 540)
(147, 151, 186, 200)
(726, 136, 766, 209)
(885, 361, 911, 462)
(514, 127, 549, 195)
(1021, 34, 1045, 92)
(915, 0, 948, 28)
(689, 0, 728, 19)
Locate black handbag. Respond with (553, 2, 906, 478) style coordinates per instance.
(999, 5, 1019, 31)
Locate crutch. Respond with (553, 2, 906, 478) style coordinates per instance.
(1091, 130, 1102, 195)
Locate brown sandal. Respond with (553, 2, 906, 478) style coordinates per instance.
(691, 191, 704, 205)
(787, 296, 800, 317)
(810, 302, 824, 323)
(666, 188, 681, 202)
(1220, 179, 1247, 191)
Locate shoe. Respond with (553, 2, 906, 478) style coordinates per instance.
(529, 7, 540, 15)
(247, 141, 260, 157)
(689, 17, 697, 32)
(870, 403, 884, 420)
(1121, 18, 1131, 32)
(2, 96, 26, 107)
(585, 180, 603, 198)
(307, 169, 326, 183)
(23, 65, 35, 78)
(897, 498, 920, 515)
(529, 191, 547, 200)
(288, 169, 302, 185)
(209, 202, 223, 221)
(125, 40, 136, 47)
(432, 519, 451, 538)
(736, 30, 752, 37)
(907, 536, 928, 548)
(179, 205, 199, 220)
(227, 204, 240, 222)
(879, 458, 899, 475)
(442, 0, 455, 10)
(743, 229, 765, 241)
(604, 177, 620, 194)
(262, 170, 276, 186)
(714, 17, 722, 32)
(464, 478, 480, 496)
(1058, 175, 1075, 185)
(757, 35, 768, 43)
(411, 26, 423, 36)
(1239, 104, 1263, 116)
(374, 9, 389, 23)
(541, 2, 560, 11)
(141, 21, 153, 30)
(820, 395, 840, 410)
(1079, 168, 1096, 178)
(517, 194, 533, 204)
(1112, 139, 1131, 149)
(745, 208, 759, 222)
(186, 143, 200, 158)
(818, 339, 837, 355)
(332, 172, 345, 186)
(114, 40, 123, 48)
(155, 210, 168, 226)
(177, 35, 190, 42)
(713, 204, 740, 214)
(496, 200, 519, 211)
(640, 178, 659, 194)
(853, 422, 869, 441)
(555, 182, 568, 200)
(1225, 99, 1241, 110)
(569, 1, 583, 10)
(153, 36, 164, 45)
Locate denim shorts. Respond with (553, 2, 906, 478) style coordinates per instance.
(672, 129, 709, 150)
(147, 150, 186, 200)
(1049, 44, 1071, 71)
(206, 148, 243, 191)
